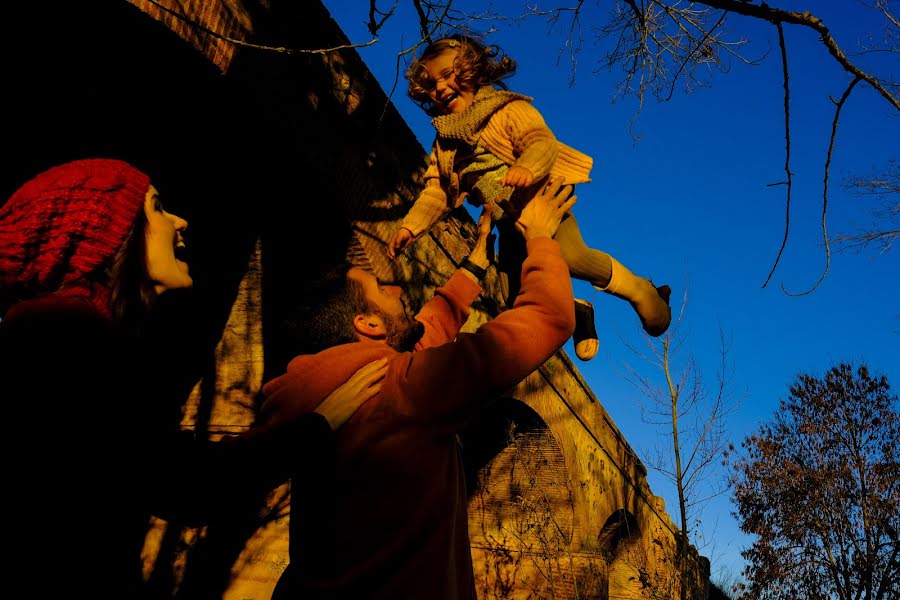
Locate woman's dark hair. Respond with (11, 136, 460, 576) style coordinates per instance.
(407, 34, 517, 116)
(108, 207, 158, 330)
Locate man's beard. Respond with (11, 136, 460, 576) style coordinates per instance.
(376, 308, 425, 352)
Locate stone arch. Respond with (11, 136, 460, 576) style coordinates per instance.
(464, 398, 583, 597)
(461, 397, 548, 496)
(597, 509, 641, 559)
(601, 508, 673, 599)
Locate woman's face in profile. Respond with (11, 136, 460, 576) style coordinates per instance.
(143, 185, 192, 295)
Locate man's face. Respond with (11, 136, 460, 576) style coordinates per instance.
(348, 267, 424, 351)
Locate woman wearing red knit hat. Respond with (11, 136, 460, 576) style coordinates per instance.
(0, 159, 386, 597)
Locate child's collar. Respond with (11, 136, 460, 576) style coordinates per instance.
(432, 86, 533, 144)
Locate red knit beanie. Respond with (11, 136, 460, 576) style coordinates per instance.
(0, 159, 151, 313)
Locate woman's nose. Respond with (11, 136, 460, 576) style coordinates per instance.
(171, 213, 188, 231)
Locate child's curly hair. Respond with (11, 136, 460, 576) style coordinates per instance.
(406, 34, 517, 116)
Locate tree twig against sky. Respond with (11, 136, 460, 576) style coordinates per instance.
(622, 287, 740, 598)
(731, 363, 900, 600)
(144, 0, 381, 54)
(779, 76, 862, 297)
(834, 161, 900, 255)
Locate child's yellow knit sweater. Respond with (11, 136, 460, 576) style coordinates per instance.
(401, 86, 594, 238)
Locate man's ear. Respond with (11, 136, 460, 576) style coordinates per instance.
(353, 313, 387, 341)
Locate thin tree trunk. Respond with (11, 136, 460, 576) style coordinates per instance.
(663, 340, 689, 600)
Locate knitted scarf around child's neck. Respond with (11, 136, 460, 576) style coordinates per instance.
(431, 86, 532, 145)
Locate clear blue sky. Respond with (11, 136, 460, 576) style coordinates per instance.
(323, 0, 899, 585)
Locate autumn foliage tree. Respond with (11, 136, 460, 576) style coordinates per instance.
(731, 363, 899, 600)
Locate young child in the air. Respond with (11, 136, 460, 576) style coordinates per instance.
(387, 34, 671, 359)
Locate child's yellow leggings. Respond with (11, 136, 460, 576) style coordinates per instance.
(496, 211, 613, 303)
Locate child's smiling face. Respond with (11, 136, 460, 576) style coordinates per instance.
(423, 49, 475, 115)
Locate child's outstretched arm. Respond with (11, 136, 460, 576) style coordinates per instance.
(388, 144, 454, 259)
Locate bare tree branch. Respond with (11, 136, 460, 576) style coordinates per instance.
(877, 0, 900, 30)
(592, 0, 753, 110)
(833, 162, 900, 253)
(368, 0, 399, 37)
(762, 22, 792, 289)
(145, 0, 379, 54)
(694, 0, 899, 110)
(411, 0, 432, 40)
(783, 77, 862, 296)
(665, 11, 727, 101)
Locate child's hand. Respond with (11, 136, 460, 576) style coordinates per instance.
(502, 166, 535, 188)
(387, 227, 415, 260)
